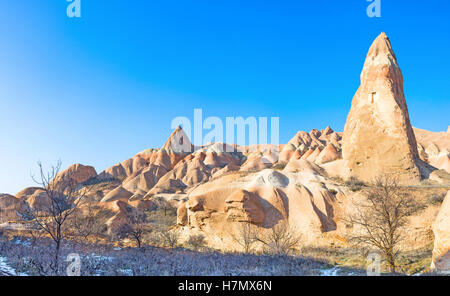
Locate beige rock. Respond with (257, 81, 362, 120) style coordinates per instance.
(300, 148, 314, 160)
(342, 33, 421, 184)
(14, 187, 42, 199)
(99, 163, 127, 180)
(100, 186, 133, 203)
(315, 143, 341, 165)
(54, 164, 97, 185)
(26, 189, 50, 211)
(121, 156, 149, 180)
(240, 153, 273, 171)
(224, 190, 264, 223)
(0, 194, 28, 222)
(122, 164, 168, 194)
(431, 191, 450, 273)
(178, 164, 339, 249)
(105, 201, 144, 237)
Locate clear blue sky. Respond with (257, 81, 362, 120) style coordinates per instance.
(0, 0, 449, 194)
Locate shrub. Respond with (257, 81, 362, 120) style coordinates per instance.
(255, 222, 301, 255)
(272, 162, 287, 171)
(345, 177, 366, 192)
(157, 230, 180, 248)
(186, 234, 206, 251)
(329, 189, 338, 195)
(428, 193, 445, 205)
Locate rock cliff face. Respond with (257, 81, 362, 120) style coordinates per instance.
(431, 190, 450, 274)
(342, 32, 421, 184)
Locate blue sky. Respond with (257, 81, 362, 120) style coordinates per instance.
(0, 0, 449, 194)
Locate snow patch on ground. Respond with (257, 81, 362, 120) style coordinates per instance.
(320, 266, 340, 276)
(0, 257, 21, 276)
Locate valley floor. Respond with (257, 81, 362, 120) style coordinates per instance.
(0, 236, 436, 276)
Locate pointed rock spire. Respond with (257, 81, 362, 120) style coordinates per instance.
(162, 126, 193, 154)
(342, 33, 421, 184)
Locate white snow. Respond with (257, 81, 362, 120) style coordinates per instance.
(320, 266, 340, 276)
(0, 257, 18, 276)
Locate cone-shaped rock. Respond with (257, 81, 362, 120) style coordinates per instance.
(342, 33, 421, 184)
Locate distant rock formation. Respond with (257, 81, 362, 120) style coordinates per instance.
(413, 127, 450, 173)
(54, 164, 97, 185)
(342, 32, 421, 184)
(279, 127, 342, 164)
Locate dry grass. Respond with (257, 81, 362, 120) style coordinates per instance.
(299, 245, 434, 275)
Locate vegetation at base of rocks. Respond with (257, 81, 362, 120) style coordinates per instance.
(17, 161, 97, 275)
(185, 234, 206, 251)
(254, 222, 301, 255)
(145, 205, 177, 232)
(272, 162, 287, 171)
(0, 235, 331, 276)
(156, 230, 180, 249)
(344, 176, 366, 192)
(230, 221, 301, 256)
(427, 192, 446, 205)
(343, 175, 423, 273)
(328, 189, 338, 195)
(300, 246, 434, 275)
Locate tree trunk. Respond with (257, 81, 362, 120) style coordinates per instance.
(385, 250, 396, 274)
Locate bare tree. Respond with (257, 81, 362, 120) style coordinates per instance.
(153, 196, 175, 216)
(230, 222, 257, 254)
(344, 175, 421, 273)
(66, 199, 105, 241)
(158, 230, 180, 248)
(254, 221, 301, 255)
(117, 211, 148, 248)
(20, 161, 92, 274)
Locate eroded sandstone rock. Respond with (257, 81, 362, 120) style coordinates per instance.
(342, 32, 421, 184)
(431, 191, 450, 273)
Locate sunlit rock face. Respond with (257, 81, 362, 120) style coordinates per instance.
(431, 191, 450, 274)
(342, 32, 421, 184)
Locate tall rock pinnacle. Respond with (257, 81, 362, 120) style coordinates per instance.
(342, 32, 421, 184)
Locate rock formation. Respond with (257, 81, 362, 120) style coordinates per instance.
(54, 164, 97, 185)
(3, 31, 448, 256)
(342, 32, 421, 184)
(431, 190, 450, 274)
(0, 194, 28, 223)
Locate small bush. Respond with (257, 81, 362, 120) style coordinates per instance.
(272, 162, 287, 171)
(345, 177, 366, 192)
(157, 230, 180, 248)
(186, 234, 206, 251)
(329, 189, 338, 195)
(428, 193, 445, 206)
